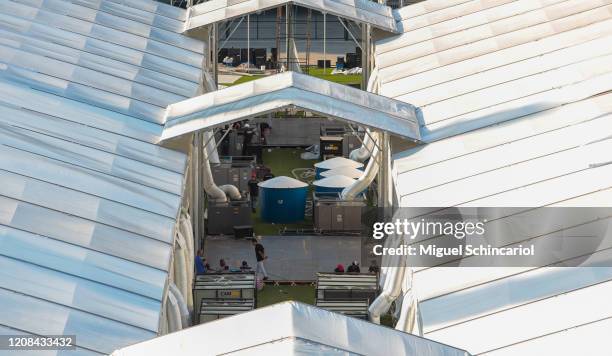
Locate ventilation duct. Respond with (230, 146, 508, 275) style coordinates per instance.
(341, 131, 380, 200)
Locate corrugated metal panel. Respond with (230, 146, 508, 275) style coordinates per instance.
(0, 0, 203, 353)
(382, 0, 612, 354)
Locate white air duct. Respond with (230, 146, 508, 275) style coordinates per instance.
(395, 269, 423, 336)
(368, 234, 407, 324)
(341, 131, 380, 200)
(202, 155, 228, 202)
(368, 259, 406, 324)
(201, 130, 241, 202)
(203, 129, 220, 164)
(166, 288, 183, 333)
(173, 230, 190, 307)
(219, 184, 242, 200)
(178, 211, 195, 311)
(348, 66, 380, 163)
(349, 130, 374, 162)
(169, 282, 191, 329)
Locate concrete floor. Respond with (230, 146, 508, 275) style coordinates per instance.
(203, 235, 362, 281)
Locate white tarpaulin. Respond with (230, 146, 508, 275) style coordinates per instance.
(187, 0, 398, 33)
(162, 71, 420, 141)
(379, 0, 612, 354)
(0, 0, 204, 353)
(112, 301, 470, 356)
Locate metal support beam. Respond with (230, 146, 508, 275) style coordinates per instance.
(247, 14, 250, 69)
(191, 132, 202, 251)
(338, 18, 362, 50)
(377, 131, 392, 216)
(285, 4, 292, 69)
(218, 17, 245, 53)
(361, 23, 371, 90)
(211, 23, 218, 85)
(323, 12, 327, 73)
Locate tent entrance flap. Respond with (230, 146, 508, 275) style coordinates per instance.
(161, 72, 420, 142)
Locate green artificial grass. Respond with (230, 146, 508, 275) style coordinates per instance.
(262, 147, 312, 178)
(221, 68, 361, 87)
(220, 74, 266, 87)
(257, 285, 315, 308)
(306, 67, 362, 86)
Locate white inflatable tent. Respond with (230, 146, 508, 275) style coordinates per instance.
(112, 301, 470, 356)
(375, 0, 612, 354)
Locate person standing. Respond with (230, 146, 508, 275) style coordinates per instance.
(252, 237, 269, 280)
(248, 173, 259, 213)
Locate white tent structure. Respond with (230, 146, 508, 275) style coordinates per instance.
(0, 0, 205, 353)
(162, 71, 421, 141)
(186, 0, 399, 33)
(0, 0, 432, 354)
(370, 0, 612, 354)
(112, 301, 470, 356)
(4, 0, 610, 354)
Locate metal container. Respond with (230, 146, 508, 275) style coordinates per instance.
(314, 157, 363, 179)
(313, 192, 366, 232)
(207, 200, 253, 235)
(258, 176, 308, 223)
(211, 160, 254, 193)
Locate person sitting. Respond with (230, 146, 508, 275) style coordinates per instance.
(368, 260, 380, 273)
(240, 260, 252, 271)
(195, 249, 207, 275)
(347, 261, 360, 273)
(334, 264, 345, 273)
(219, 259, 229, 271)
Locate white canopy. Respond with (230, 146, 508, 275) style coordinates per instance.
(383, 0, 612, 354)
(314, 174, 356, 188)
(315, 156, 364, 170)
(162, 72, 420, 141)
(0, 0, 202, 353)
(112, 301, 470, 356)
(259, 176, 308, 188)
(186, 0, 398, 33)
(321, 166, 365, 179)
